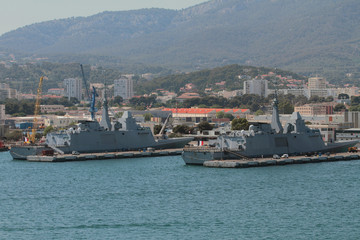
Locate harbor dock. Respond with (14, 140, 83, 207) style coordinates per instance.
(203, 152, 360, 168)
(23, 149, 183, 162)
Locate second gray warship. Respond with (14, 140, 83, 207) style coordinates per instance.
(182, 96, 358, 165)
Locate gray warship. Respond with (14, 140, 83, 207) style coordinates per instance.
(10, 95, 192, 160)
(182, 97, 358, 165)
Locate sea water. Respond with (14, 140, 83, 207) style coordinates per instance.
(1, 151, 360, 240)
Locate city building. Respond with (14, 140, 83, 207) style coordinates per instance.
(294, 103, 335, 116)
(0, 83, 17, 100)
(44, 115, 87, 128)
(162, 108, 250, 125)
(344, 111, 360, 128)
(336, 128, 360, 141)
(217, 90, 242, 99)
(47, 88, 65, 96)
(276, 89, 308, 98)
(63, 78, 82, 101)
(176, 92, 200, 103)
(308, 76, 326, 89)
(0, 104, 5, 122)
(307, 76, 329, 98)
(40, 105, 65, 113)
(114, 76, 134, 100)
(243, 79, 268, 97)
(308, 89, 329, 98)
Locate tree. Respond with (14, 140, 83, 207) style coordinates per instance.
(334, 104, 346, 112)
(43, 126, 54, 136)
(278, 100, 294, 114)
(113, 96, 123, 105)
(294, 95, 308, 106)
(5, 130, 23, 141)
(223, 113, 235, 120)
(173, 124, 190, 134)
(338, 93, 349, 99)
(115, 112, 123, 118)
(144, 113, 153, 121)
(231, 118, 249, 130)
(197, 121, 213, 132)
(325, 96, 334, 102)
(255, 109, 264, 116)
(216, 111, 225, 118)
(154, 125, 162, 135)
(351, 96, 360, 106)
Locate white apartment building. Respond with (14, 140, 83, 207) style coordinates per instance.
(0, 104, 5, 121)
(307, 76, 329, 98)
(308, 76, 326, 89)
(114, 76, 134, 100)
(64, 78, 82, 101)
(243, 79, 268, 97)
(0, 83, 17, 100)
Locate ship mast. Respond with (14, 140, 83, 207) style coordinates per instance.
(270, 75, 283, 133)
(99, 84, 112, 131)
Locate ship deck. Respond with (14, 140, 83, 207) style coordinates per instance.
(22, 148, 183, 162)
(202, 152, 360, 168)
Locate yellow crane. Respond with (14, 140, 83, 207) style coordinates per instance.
(30, 76, 44, 143)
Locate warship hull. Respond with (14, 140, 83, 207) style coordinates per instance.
(9, 145, 50, 160)
(48, 134, 193, 154)
(182, 139, 358, 165)
(10, 136, 192, 160)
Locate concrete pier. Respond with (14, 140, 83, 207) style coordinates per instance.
(203, 153, 360, 168)
(25, 149, 183, 162)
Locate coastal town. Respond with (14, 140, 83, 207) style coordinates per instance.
(0, 69, 359, 146)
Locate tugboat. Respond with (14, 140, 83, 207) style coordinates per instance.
(182, 95, 358, 165)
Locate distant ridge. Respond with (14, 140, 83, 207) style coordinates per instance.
(0, 0, 360, 80)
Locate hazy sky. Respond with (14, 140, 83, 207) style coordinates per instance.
(0, 0, 209, 35)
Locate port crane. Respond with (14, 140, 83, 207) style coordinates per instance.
(80, 64, 91, 101)
(30, 76, 44, 143)
(89, 86, 98, 120)
(80, 64, 98, 120)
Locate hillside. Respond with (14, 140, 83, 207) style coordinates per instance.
(0, 63, 304, 95)
(135, 64, 306, 94)
(0, 0, 360, 81)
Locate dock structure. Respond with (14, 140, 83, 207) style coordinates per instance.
(24, 149, 183, 162)
(203, 153, 360, 168)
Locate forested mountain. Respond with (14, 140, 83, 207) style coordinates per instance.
(0, 0, 360, 81)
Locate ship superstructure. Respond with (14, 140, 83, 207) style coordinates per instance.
(182, 96, 358, 165)
(10, 93, 192, 159)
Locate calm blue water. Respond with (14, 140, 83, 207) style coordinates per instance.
(1, 152, 360, 240)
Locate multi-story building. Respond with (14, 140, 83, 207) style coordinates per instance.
(274, 89, 308, 98)
(243, 79, 268, 97)
(40, 105, 65, 113)
(344, 111, 360, 128)
(47, 88, 65, 96)
(308, 76, 326, 89)
(0, 104, 5, 123)
(0, 83, 17, 100)
(308, 89, 329, 98)
(64, 78, 82, 101)
(162, 108, 250, 126)
(114, 76, 133, 100)
(307, 76, 329, 98)
(294, 103, 334, 116)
